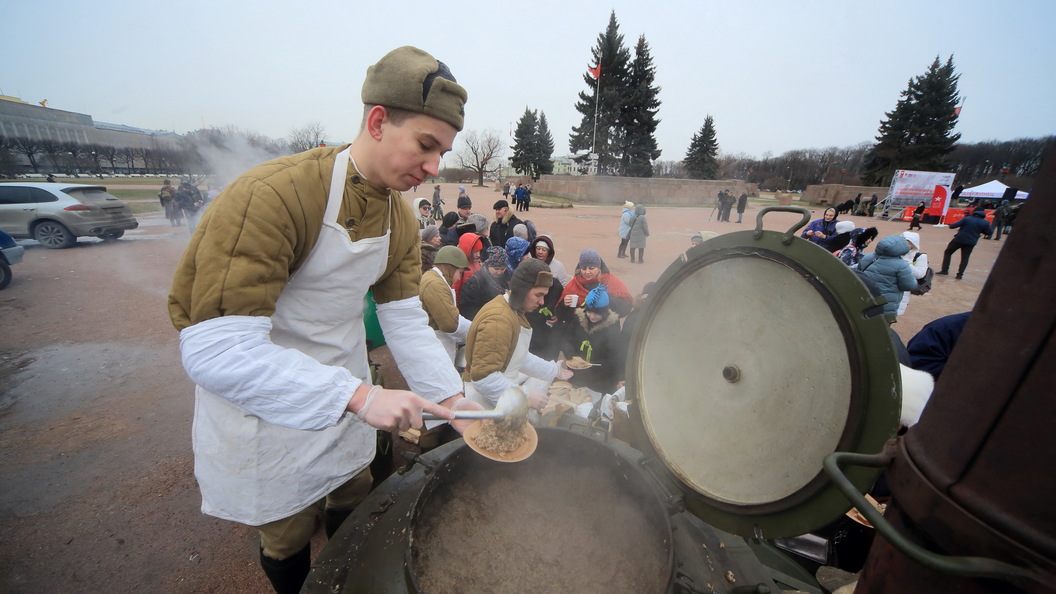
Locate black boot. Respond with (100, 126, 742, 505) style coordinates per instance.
(324, 508, 352, 539)
(260, 545, 311, 594)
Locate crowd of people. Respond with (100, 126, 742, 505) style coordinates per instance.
(412, 190, 647, 404)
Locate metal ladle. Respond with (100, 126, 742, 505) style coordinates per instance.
(423, 387, 537, 463)
(422, 386, 529, 425)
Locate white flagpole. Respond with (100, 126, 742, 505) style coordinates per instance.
(591, 66, 600, 154)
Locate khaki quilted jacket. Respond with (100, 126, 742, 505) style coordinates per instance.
(419, 268, 460, 333)
(463, 294, 528, 381)
(168, 145, 421, 330)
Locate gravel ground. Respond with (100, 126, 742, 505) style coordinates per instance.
(0, 185, 1004, 592)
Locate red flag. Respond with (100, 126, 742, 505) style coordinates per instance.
(588, 63, 601, 79)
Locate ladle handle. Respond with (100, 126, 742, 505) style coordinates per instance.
(422, 410, 506, 421)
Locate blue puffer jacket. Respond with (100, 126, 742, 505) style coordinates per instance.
(858, 235, 918, 317)
(950, 211, 993, 246)
(619, 207, 635, 239)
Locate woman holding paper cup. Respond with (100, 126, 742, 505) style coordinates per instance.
(555, 249, 633, 324)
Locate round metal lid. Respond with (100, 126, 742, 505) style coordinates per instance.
(626, 207, 901, 539)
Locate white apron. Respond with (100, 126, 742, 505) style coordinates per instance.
(464, 295, 532, 409)
(192, 147, 390, 525)
(430, 266, 460, 363)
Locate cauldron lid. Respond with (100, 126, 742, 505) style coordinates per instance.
(625, 207, 901, 539)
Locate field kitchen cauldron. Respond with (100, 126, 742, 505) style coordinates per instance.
(307, 207, 903, 593)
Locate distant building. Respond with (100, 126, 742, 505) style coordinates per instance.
(1, 95, 182, 174)
(0, 95, 179, 150)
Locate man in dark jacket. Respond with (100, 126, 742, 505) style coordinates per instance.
(488, 199, 522, 249)
(938, 210, 993, 280)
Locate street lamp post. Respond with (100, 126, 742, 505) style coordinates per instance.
(786, 168, 793, 192)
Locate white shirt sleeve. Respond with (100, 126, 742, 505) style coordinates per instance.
(179, 315, 360, 431)
(377, 296, 465, 403)
(521, 352, 558, 382)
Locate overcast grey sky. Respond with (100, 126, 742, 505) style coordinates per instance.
(3, 0, 1053, 163)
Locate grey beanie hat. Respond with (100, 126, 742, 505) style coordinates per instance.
(361, 46, 468, 131)
(420, 225, 440, 242)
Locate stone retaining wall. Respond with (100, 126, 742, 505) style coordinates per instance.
(531, 175, 758, 206)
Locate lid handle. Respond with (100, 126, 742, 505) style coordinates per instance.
(753, 206, 812, 245)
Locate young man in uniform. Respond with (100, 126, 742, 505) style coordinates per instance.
(167, 46, 480, 593)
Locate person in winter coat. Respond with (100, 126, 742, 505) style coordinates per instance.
(525, 235, 566, 360)
(627, 203, 650, 263)
(419, 226, 442, 272)
(989, 200, 1012, 240)
(559, 285, 626, 394)
(736, 193, 748, 223)
(488, 199, 522, 248)
(159, 179, 182, 226)
(908, 201, 926, 230)
(820, 220, 856, 253)
(420, 246, 472, 362)
(439, 211, 460, 246)
(858, 235, 918, 320)
(166, 46, 476, 593)
(938, 210, 993, 280)
(455, 195, 472, 225)
(452, 232, 485, 302)
(431, 185, 444, 221)
(907, 311, 971, 380)
(617, 201, 635, 259)
(557, 249, 633, 321)
(505, 236, 530, 273)
(463, 258, 574, 412)
(801, 207, 838, 245)
(513, 184, 527, 211)
(175, 182, 203, 232)
(897, 231, 929, 317)
(835, 227, 878, 268)
(458, 246, 510, 321)
(413, 197, 434, 228)
(532, 234, 570, 285)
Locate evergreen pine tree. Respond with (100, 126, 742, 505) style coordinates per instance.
(569, 11, 631, 175)
(683, 116, 719, 179)
(620, 35, 662, 177)
(511, 107, 540, 177)
(862, 56, 961, 186)
(535, 113, 555, 177)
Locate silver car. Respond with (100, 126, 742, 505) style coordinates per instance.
(0, 182, 139, 249)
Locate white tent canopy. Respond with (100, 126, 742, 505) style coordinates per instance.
(960, 180, 1029, 200)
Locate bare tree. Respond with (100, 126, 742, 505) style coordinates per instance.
(454, 130, 504, 187)
(98, 145, 120, 172)
(120, 147, 138, 173)
(10, 136, 44, 172)
(288, 121, 327, 153)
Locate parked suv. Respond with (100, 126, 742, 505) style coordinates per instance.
(0, 183, 139, 249)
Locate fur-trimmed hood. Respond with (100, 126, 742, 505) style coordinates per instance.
(574, 307, 620, 334)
